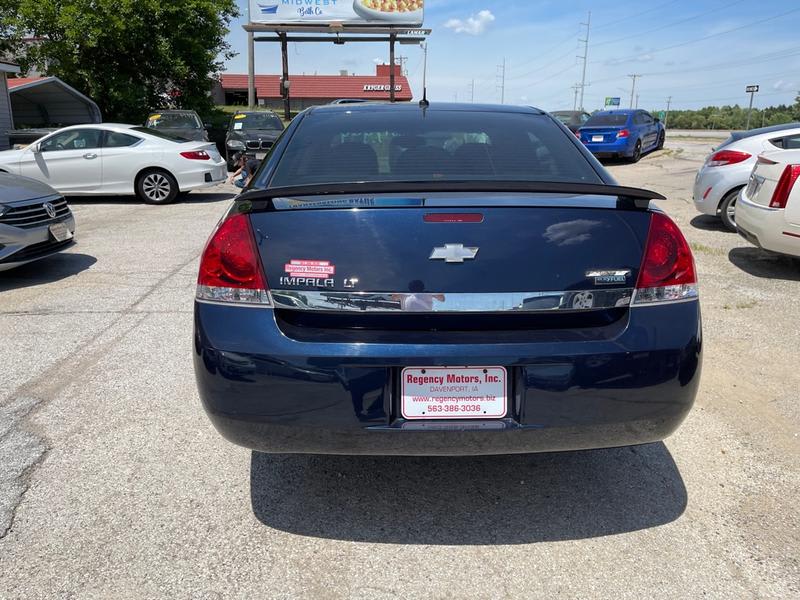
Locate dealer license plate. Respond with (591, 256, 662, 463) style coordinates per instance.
(49, 222, 72, 242)
(401, 366, 507, 420)
(592, 135, 604, 142)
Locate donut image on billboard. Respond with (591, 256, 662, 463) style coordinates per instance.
(250, 0, 424, 26)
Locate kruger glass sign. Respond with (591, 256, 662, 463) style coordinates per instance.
(250, 0, 424, 25)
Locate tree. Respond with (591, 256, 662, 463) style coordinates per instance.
(7, 0, 238, 122)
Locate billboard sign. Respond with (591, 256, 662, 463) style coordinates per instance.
(250, 1, 424, 26)
(604, 97, 621, 107)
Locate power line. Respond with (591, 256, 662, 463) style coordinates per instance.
(591, 0, 748, 50)
(592, 0, 681, 31)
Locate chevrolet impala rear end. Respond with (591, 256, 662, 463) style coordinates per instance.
(193, 103, 701, 455)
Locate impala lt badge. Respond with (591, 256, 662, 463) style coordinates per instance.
(429, 244, 479, 263)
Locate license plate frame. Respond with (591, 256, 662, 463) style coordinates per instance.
(400, 366, 507, 420)
(255, 151, 267, 160)
(48, 222, 72, 242)
(591, 135, 604, 142)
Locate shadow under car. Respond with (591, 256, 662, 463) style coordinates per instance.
(250, 442, 687, 545)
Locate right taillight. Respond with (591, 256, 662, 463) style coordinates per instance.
(633, 212, 698, 305)
(769, 164, 800, 209)
(705, 149, 751, 167)
(196, 213, 270, 305)
(616, 129, 630, 138)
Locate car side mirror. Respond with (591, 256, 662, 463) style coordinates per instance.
(654, 118, 660, 123)
(32, 142, 41, 153)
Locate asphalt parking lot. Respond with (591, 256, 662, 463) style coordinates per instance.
(1, 137, 799, 599)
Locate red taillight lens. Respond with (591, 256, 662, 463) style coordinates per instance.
(769, 164, 800, 209)
(633, 212, 698, 305)
(616, 129, 630, 138)
(706, 149, 751, 167)
(181, 150, 211, 160)
(196, 213, 270, 305)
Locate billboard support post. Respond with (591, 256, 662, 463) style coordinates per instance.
(247, 31, 255, 109)
(280, 33, 290, 120)
(389, 34, 396, 103)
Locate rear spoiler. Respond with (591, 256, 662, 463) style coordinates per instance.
(237, 181, 665, 211)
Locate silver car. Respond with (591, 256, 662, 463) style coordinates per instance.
(693, 123, 800, 231)
(0, 172, 76, 271)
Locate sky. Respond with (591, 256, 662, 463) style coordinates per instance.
(222, 0, 800, 113)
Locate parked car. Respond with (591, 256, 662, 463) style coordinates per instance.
(224, 111, 285, 170)
(735, 149, 800, 257)
(0, 124, 227, 204)
(692, 122, 800, 231)
(329, 99, 372, 105)
(144, 109, 209, 142)
(551, 110, 591, 133)
(578, 109, 665, 162)
(193, 102, 701, 456)
(0, 172, 75, 271)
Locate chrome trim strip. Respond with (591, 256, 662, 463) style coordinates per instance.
(269, 289, 634, 313)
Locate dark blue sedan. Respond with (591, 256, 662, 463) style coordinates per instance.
(578, 109, 665, 162)
(193, 103, 700, 455)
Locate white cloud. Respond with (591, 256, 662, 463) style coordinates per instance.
(444, 10, 495, 35)
(772, 80, 798, 92)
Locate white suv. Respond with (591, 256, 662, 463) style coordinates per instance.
(693, 123, 800, 231)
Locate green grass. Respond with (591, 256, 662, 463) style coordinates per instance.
(690, 242, 725, 256)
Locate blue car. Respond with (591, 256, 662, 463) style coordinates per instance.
(193, 103, 700, 456)
(579, 109, 665, 162)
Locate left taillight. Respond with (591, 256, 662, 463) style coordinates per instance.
(196, 213, 270, 305)
(705, 149, 751, 167)
(633, 212, 698, 305)
(181, 150, 211, 160)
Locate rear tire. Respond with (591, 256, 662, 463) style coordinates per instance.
(136, 169, 179, 204)
(628, 140, 642, 163)
(719, 188, 740, 232)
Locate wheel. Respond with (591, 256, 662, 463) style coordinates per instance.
(628, 140, 642, 163)
(136, 169, 179, 204)
(656, 131, 665, 150)
(719, 188, 740, 232)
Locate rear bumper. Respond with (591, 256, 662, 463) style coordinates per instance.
(194, 301, 702, 455)
(583, 138, 634, 157)
(736, 196, 800, 257)
(177, 159, 227, 191)
(692, 164, 750, 216)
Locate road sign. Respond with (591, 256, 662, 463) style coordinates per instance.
(604, 97, 621, 107)
(746, 85, 759, 93)
(658, 111, 666, 120)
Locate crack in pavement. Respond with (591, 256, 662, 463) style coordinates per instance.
(0, 252, 200, 540)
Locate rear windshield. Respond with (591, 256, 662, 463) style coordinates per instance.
(266, 109, 601, 187)
(230, 113, 284, 131)
(145, 112, 201, 129)
(584, 114, 628, 127)
(131, 126, 183, 142)
(551, 112, 575, 124)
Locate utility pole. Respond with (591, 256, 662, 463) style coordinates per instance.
(420, 41, 428, 103)
(470, 79, 475, 103)
(628, 74, 641, 108)
(577, 11, 591, 111)
(635, 93, 640, 109)
(496, 58, 506, 104)
(745, 84, 759, 129)
(396, 55, 408, 76)
(572, 84, 580, 111)
(665, 96, 672, 129)
(247, 31, 255, 109)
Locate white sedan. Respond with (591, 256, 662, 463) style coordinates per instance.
(736, 149, 800, 257)
(0, 123, 227, 204)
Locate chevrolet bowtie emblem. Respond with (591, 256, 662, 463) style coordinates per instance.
(429, 243, 479, 263)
